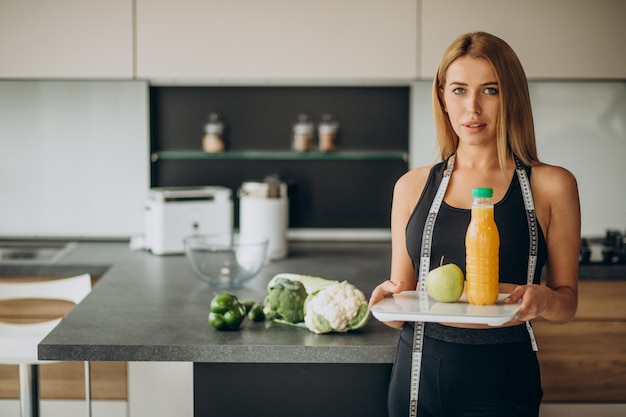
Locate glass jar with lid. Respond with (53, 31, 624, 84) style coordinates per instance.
(202, 113, 225, 153)
(291, 113, 314, 152)
(318, 113, 339, 152)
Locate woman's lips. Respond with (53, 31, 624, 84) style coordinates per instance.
(463, 120, 485, 127)
(462, 121, 486, 132)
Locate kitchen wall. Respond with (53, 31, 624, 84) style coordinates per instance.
(0, 80, 624, 238)
(0, 80, 149, 238)
(411, 80, 626, 237)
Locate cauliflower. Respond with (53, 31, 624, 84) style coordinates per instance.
(304, 281, 370, 334)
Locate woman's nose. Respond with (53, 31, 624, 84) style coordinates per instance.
(468, 94, 481, 115)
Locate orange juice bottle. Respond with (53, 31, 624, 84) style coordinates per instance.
(465, 187, 500, 305)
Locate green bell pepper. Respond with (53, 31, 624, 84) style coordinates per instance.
(247, 302, 266, 322)
(208, 293, 247, 331)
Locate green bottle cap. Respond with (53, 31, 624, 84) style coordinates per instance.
(472, 187, 493, 198)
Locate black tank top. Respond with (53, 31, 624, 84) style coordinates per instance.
(406, 160, 547, 285)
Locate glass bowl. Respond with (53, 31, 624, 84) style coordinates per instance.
(184, 233, 269, 288)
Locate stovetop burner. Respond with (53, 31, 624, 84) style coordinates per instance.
(580, 229, 626, 265)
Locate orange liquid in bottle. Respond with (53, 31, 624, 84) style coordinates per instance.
(465, 189, 500, 305)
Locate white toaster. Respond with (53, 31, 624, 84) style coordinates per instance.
(144, 186, 233, 255)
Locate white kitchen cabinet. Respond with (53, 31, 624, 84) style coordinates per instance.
(128, 362, 193, 417)
(420, 0, 626, 79)
(0, 0, 133, 79)
(135, 0, 418, 82)
(0, 80, 149, 238)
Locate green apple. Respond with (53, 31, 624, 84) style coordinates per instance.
(425, 262, 465, 303)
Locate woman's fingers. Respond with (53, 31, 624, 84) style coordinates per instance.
(369, 280, 406, 306)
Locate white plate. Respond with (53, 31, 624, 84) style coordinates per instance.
(370, 291, 521, 326)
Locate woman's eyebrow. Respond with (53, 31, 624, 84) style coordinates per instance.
(447, 81, 498, 86)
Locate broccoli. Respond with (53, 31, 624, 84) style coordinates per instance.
(262, 277, 308, 324)
(268, 273, 339, 294)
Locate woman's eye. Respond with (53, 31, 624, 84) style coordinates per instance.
(452, 87, 465, 95)
(484, 87, 498, 95)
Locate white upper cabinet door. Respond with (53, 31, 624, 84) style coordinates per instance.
(0, 0, 133, 79)
(420, 0, 626, 79)
(136, 0, 418, 82)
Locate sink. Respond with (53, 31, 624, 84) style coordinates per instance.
(0, 241, 77, 263)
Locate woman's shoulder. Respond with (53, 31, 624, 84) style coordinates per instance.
(395, 164, 437, 192)
(531, 162, 578, 189)
(530, 162, 580, 208)
(393, 164, 437, 209)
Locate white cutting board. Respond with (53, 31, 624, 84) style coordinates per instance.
(371, 291, 521, 326)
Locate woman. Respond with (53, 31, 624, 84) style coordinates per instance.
(369, 32, 580, 417)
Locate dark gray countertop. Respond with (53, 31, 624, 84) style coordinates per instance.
(578, 263, 626, 279)
(35, 241, 401, 363)
(7, 240, 620, 364)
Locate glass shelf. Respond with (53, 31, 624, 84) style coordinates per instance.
(151, 150, 408, 162)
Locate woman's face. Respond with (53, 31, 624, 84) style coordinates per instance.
(439, 56, 500, 148)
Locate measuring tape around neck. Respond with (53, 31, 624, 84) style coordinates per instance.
(408, 154, 539, 417)
(409, 154, 455, 416)
(513, 156, 539, 351)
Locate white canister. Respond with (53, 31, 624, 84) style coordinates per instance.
(239, 177, 288, 260)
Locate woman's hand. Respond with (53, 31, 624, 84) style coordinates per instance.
(369, 279, 408, 329)
(504, 284, 547, 322)
(504, 283, 576, 323)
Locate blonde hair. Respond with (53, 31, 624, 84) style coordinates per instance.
(433, 32, 538, 169)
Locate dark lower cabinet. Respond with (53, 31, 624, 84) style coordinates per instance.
(194, 362, 392, 417)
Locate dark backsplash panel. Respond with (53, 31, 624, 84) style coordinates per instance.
(149, 86, 410, 229)
(150, 86, 409, 151)
(151, 158, 406, 228)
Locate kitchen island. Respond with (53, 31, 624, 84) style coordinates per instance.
(11, 240, 625, 415)
(34, 241, 400, 417)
